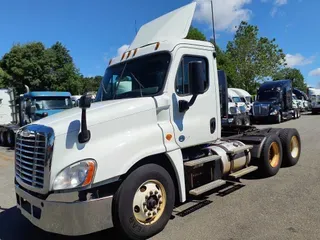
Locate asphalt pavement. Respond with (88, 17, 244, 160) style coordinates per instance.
(1, 113, 320, 240)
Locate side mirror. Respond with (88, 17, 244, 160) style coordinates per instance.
(79, 94, 92, 109)
(189, 61, 205, 95)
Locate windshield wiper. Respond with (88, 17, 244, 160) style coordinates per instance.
(130, 72, 144, 97)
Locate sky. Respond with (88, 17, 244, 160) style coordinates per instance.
(1, 0, 320, 87)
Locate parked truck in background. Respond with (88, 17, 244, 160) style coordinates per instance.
(251, 80, 299, 124)
(308, 87, 320, 114)
(293, 88, 309, 112)
(14, 3, 302, 240)
(229, 87, 253, 112)
(0, 86, 72, 146)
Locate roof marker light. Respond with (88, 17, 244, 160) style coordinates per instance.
(155, 42, 160, 50)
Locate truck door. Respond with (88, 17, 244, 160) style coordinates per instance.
(170, 48, 219, 148)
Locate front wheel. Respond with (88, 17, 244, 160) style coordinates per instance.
(112, 164, 175, 240)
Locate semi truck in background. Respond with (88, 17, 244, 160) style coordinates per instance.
(251, 80, 299, 123)
(293, 88, 309, 112)
(308, 87, 320, 114)
(0, 86, 72, 146)
(14, 3, 302, 240)
(229, 88, 253, 112)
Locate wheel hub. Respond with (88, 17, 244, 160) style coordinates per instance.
(133, 180, 166, 225)
(269, 142, 280, 168)
(290, 136, 299, 158)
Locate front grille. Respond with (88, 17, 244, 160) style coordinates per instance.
(253, 104, 269, 116)
(15, 125, 54, 193)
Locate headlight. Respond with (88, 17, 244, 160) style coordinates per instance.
(270, 109, 278, 115)
(53, 160, 96, 191)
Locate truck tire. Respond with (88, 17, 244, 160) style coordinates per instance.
(0, 131, 7, 146)
(276, 113, 282, 124)
(258, 134, 283, 177)
(234, 117, 242, 126)
(243, 116, 250, 126)
(279, 128, 301, 167)
(112, 163, 175, 240)
(7, 130, 15, 147)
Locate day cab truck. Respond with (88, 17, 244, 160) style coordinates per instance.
(0, 86, 72, 147)
(251, 79, 300, 124)
(14, 3, 302, 240)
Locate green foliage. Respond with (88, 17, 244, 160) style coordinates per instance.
(0, 67, 11, 88)
(80, 75, 102, 93)
(226, 21, 286, 93)
(186, 26, 207, 41)
(0, 41, 85, 94)
(273, 68, 307, 92)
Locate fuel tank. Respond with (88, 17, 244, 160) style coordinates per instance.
(205, 140, 251, 175)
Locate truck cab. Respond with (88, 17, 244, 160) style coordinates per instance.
(23, 91, 73, 120)
(251, 80, 296, 123)
(308, 87, 320, 114)
(13, 3, 302, 240)
(229, 88, 253, 112)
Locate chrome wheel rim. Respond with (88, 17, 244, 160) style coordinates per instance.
(133, 180, 166, 225)
(290, 136, 299, 158)
(269, 142, 280, 168)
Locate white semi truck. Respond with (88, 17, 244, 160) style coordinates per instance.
(14, 3, 302, 240)
(229, 87, 253, 112)
(308, 87, 320, 114)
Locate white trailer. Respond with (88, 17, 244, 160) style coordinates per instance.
(14, 3, 302, 240)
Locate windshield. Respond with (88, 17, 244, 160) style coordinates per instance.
(245, 96, 252, 103)
(232, 97, 242, 103)
(34, 97, 73, 110)
(95, 52, 171, 102)
(257, 90, 279, 102)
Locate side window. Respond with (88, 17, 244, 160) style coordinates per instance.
(175, 56, 209, 95)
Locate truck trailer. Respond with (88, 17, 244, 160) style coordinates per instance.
(0, 86, 72, 146)
(14, 3, 302, 240)
(307, 87, 320, 114)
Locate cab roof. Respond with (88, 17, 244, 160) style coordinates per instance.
(24, 91, 71, 98)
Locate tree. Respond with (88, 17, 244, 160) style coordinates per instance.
(79, 75, 102, 94)
(186, 26, 207, 41)
(0, 67, 11, 88)
(226, 21, 286, 93)
(273, 68, 307, 92)
(0, 41, 81, 94)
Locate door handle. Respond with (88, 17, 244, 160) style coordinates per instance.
(210, 118, 216, 134)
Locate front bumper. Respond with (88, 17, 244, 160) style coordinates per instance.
(15, 184, 114, 236)
(251, 115, 278, 122)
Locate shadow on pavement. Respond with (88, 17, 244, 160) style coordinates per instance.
(0, 207, 127, 240)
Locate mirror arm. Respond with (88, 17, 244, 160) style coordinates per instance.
(178, 94, 198, 112)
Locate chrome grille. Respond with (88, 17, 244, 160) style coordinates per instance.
(253, 104, 269, 116)
(15, 125, 54, 194)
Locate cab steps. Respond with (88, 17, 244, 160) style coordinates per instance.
(189, 179, 226, 196)
(183, 155, 221, 167)
(229, 165, 258, 179)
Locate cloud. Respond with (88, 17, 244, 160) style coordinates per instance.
(285, 53, 315, 68)
(193, 0, 252, 32)
(309, 68, 320, 77)
(271, 0, 288, 17)
(117, 44, 129, 56)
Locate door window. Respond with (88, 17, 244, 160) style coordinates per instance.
(175, 56, 209, 95)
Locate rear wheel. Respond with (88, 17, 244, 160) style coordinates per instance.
(234, 117, 242, 126)
(276, 113, 282, 124)
(258, 134, 283, 177)
(279, 128, 301, 167)
(243, 116, 250, 126)
(0, 131, 7, 146)
(7, 130, 15, 147)
(112, 164, 175, 240)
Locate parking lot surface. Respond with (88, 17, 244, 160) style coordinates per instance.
(0, 113, 319, 240)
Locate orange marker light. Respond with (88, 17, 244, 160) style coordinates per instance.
(166, 134, 172, 141)
(133, 48, 138, 56)
(121, 52, 126, 60)
(82, 161, 96, 186)
(127, 51, 131, 59)
(155, 42, 160, 50)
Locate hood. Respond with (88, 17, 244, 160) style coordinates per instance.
(254, 100, 277, 106)
(34, 98, 156, 136)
